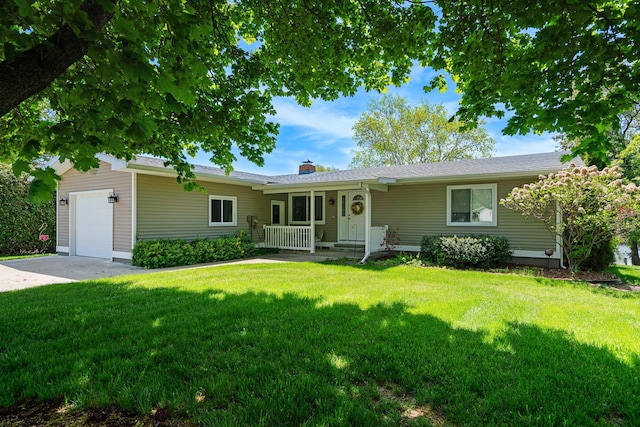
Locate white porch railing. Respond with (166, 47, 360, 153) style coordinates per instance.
(263, 225, 312, 250)
(263, 225, 389, 253)
(370, 225, 389, 253)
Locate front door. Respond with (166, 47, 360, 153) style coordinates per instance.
(338, 191, 366, 242)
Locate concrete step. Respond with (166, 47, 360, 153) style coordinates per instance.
(332, 243, 365, 253)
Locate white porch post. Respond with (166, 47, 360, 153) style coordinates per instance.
(310, 190, 316, 254)
(364, 184, 371, 257)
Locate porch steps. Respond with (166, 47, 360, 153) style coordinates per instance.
(332, 243, 365, 254)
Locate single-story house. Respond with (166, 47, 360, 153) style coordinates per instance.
(48, 151, 582, 267)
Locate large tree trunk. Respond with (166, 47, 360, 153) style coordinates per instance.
(631, 239, 640, 266)
(0, 0, 113, 117)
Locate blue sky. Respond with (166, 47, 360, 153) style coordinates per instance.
(192, 65, 560, 176)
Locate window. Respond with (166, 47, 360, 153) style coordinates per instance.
(289, 192, 325, 224)
(271, 200, 285, 225)
(446, 184, 497, 226)
(209, 195, 237, 226)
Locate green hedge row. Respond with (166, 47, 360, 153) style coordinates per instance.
(0, 164, 56, 255)
(421, 234, 511, 269)
(132, 234, 258, 269)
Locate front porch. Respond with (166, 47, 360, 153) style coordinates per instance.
(257, 183, 391, 261)
(263, 224, 389, 260)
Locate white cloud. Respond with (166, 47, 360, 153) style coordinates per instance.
(495, 133, 560, 157)
(272, 98, 358, 140)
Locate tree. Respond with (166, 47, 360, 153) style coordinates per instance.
(429, 1, 639, 166)
(2, 1, 638, 196)
(555, 101, 640, 168)
(349, 95, 494, 169)
(501, 165, 640, 273)
(0, 1, 434, 195)
(558, 101, 640, 264)
(616, 134, 640, 264)
(315, 165, 339, 173)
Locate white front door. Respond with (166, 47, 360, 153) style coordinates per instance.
(338, 191, 366, 242)
(72, 190, 113, 259)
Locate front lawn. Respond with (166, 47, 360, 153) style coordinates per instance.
(608, 264, 640, 285)
(0, 253, 55, 261)
(1, 263, 639, 426)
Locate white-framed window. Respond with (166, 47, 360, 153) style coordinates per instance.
(446, 184, 497, 226)
(209, 195, 237, 226)
(271, 200, 285, 225)
(289, 192, 325, 224)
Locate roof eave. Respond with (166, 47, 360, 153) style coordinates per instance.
(253, 178, 381, 193)
(124, 163, 268, 186)
(392, 169, 569, 185)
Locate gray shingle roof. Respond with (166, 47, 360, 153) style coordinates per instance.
(128, 156, 271, 184)
(129, 152, 583, 186)
(266, 152, 583, 185)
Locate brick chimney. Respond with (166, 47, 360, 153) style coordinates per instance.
(299, 159, 316, 175)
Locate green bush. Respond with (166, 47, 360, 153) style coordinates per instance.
(421, 234, 511, 269)
(132, 233, 258, 268)
(0, 164, 56, 255)
(579, 237, 615, 272)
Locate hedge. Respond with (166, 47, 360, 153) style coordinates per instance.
(421, 234, 511, 269)
(0, 164, 56, 255)
(132, 233, 259, 269)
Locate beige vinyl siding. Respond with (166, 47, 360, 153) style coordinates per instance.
(371, 177, 555, 251)
(136, 174, 272, 242)
(58, 161, 132, 252)
(319, 190, 338, 242)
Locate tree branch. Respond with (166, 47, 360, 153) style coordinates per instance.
(0, 0, 114, 117)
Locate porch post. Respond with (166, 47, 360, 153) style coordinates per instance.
(310, 190, 316, 254)
(364, 184, 371, 257)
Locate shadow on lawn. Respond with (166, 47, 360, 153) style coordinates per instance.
(0, 280, 638, 426)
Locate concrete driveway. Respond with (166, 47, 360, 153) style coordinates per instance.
(0, 251, 346, 292)
(0, 256, 147, 292)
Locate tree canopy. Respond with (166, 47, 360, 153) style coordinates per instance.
(1, 1, 638, 195)
(350, 95, 494, 169)
(1, 0, 434, 193)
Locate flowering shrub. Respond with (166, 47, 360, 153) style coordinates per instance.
(501, 164, 640, 272)
(421, 234, 511, 269)
(133, 233, 257, 268)
(381, 227, 401, 251)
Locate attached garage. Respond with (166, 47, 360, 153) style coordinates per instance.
(70, 190, 113, 259)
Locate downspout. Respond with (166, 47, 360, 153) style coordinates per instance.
(359, 184, 372, 264)
(310, 189, 315, 254)
(55, 182, 59, 253)
(131, 172, 137, 252)
(556, 203, 566, 269)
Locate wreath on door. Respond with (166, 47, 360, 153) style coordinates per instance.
(350, 201, 364, 215)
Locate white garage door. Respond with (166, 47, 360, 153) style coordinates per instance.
(73, 191, 113, 259)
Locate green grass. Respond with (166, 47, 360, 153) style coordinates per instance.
(608, 264, 640, 285)
(1, 263, 639, 426)
(0, 252, 55, 261)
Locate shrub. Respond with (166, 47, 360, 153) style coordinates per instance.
(421, 234, 511, 269)
(579, 237, 615, 272)
(132, 233, 258, 268)
(501, 164, 640, 272)
(0, 164, 56, 255)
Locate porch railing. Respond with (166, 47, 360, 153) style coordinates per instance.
(370, 225, 388, 253)
(263, 225, 389, 253)
(263, 225, 312, 250)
